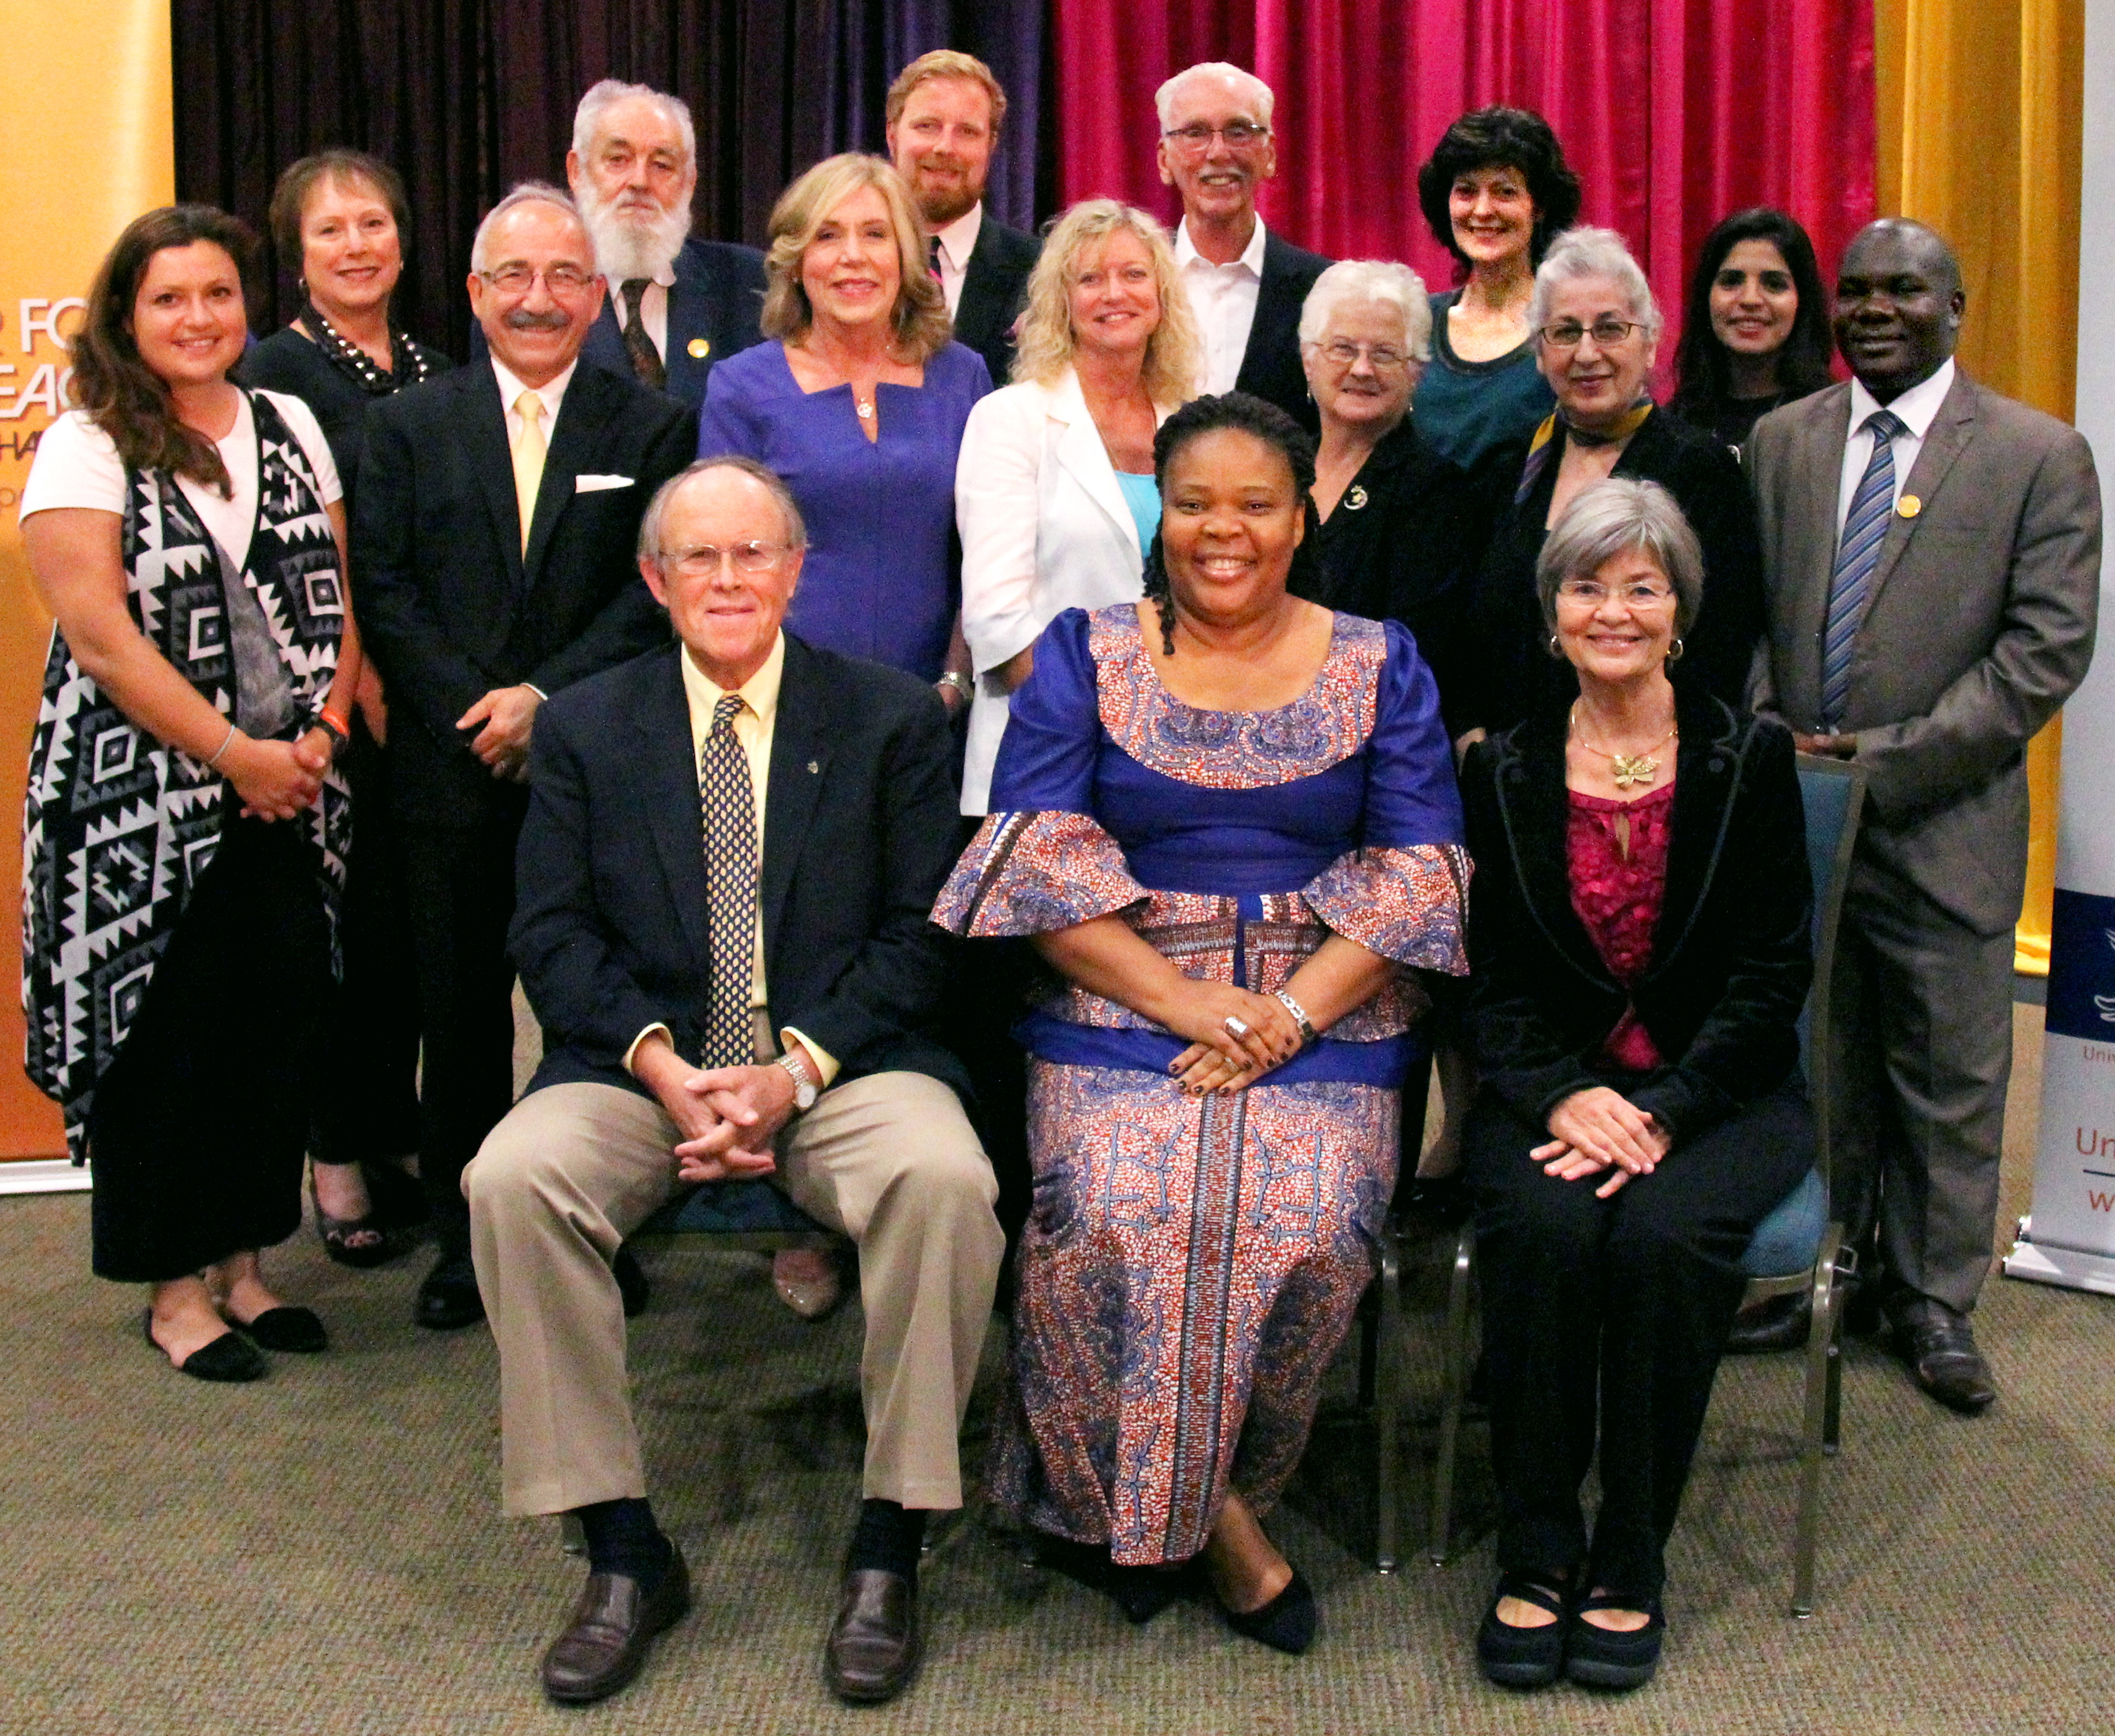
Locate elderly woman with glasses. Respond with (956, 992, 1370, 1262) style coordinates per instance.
(1461, 228, 1764, 744)
(1458, 476, 1812, 1690)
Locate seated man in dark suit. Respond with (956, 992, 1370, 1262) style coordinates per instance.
(354, 183, 695, 1328)
(885, 49, 1041, 387)
(465, 457, 1004, 1709)
(1155, 61, 1330, 429)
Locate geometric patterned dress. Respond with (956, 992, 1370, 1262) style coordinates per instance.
(933, 603, 1469, 1564)
(20, 391, 350, 1160)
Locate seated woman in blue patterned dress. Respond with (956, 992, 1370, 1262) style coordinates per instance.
(934, 394, 1468, 1653)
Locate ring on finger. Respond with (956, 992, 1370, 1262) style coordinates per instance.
(1223, 1015, 1250, 1040)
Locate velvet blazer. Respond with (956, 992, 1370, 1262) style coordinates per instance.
(1460, 688, 1812, 1144)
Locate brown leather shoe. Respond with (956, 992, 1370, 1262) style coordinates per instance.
(1890, 1297, 1997, 1415)
(822, 1568, 920, 1704)
(540, 1541, 692, 1704)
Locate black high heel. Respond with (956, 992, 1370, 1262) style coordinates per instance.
(309, 1164, 395, 1268)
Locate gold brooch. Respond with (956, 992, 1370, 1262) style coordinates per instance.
(687, 337, 711, 359)
(1609, 754, 1660, 789)
(1897, 494, 1921, 518)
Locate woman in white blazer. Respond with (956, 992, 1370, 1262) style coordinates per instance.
(953, 200, 1203, 813)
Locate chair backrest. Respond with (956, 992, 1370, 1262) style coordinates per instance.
(1794, 752, 1867, 1206)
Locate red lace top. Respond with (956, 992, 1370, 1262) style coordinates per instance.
(1567, 780, 1676, 1070)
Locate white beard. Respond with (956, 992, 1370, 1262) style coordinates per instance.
(579, 190, 691, 285)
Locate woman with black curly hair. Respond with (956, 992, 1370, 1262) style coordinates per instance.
(1412, 106, 1584, 472)
(1668, 206, 1835, 451)
(936, 393, 1467, 1653)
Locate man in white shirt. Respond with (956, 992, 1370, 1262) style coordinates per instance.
(885, 50, 1040, 388)
(1155, 61, 1329, 426)
(1746, 219, 2101, 1408)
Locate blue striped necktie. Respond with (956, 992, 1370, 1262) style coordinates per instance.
(698, 692, 758, 1068)
(1821, 408, 1908, 729)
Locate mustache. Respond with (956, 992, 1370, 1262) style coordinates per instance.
(503, 307, 572, 332)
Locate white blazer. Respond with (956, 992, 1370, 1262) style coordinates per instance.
(953, 369, 1174, 813)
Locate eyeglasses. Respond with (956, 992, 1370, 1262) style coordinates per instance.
(1162, 121, 1270, 151)
(1539, 318, 1644, 350)
(661, 540, 793, 577)
(1315, 339, 1412, 370)
(1555, 578, 1676, 608)
(478, 264, 595, 296)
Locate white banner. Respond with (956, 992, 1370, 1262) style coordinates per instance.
(2006, 0, 2115, 1294)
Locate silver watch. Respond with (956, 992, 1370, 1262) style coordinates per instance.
(776, 1051, 819, 1112)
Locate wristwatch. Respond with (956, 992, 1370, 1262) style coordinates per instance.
(776, 1050, 819, 1113)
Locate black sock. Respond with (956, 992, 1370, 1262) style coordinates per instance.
(573, 1497, 673, 1589)
(845, 1498, 926, 1583)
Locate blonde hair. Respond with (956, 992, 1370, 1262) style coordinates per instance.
(1011, 199, 1201, 405)
(885, 50, 1007, 135)
(759, 154, 951, 362)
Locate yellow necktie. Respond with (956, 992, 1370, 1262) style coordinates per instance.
(511, 390, 546, 554)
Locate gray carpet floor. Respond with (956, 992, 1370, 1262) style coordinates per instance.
(3, 1004, 2110, 1736)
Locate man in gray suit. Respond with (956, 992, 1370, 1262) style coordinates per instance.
(1746, 218, 2101, 1411)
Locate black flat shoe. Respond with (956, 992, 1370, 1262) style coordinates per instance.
(1223, 1568, 1316, 1655)
(415, 1252, 486, 1330)
(1475, 1569, 1568, 1687)
(143, 1311, 266, 1382)
(1564, 1591, 1665, 1690)
(1030, 1533, 1189, 1624)
(231, 1305, 328, 1353)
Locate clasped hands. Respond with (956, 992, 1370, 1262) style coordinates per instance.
(1164, 982, 1306, 1096)
(635, 1036, 800, 1183)
(1533, 1085, 1671, 1197)
(458, 684, 543, 781)
(230, 726, 335, 821)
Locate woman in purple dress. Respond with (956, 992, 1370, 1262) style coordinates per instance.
(935, 395, 1467, 1653)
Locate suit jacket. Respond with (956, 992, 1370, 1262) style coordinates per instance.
(352, 361, 695, 821)
(1747, 370, 2102, 933)
(1233, 228, 1331, 431)
(510, 636, 971, 1101)
(1461, 690, 1812, 1144)
(951, 212, 1041, 390)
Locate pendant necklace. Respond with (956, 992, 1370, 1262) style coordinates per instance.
(1571, 702, 1676, 789)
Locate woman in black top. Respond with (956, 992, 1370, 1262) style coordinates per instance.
(1668, 208, 1834, 452)
(1463, 228, 1763, 739)
(238, 150, 449, 1264)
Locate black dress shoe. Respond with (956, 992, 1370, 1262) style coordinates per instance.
(143, 1311, 267, 1382)
(613, 1244, 651, 1319)
(540, 1541, 692, 1704)
(1890, 1297, 1996, 1414)
(415, 1252, 485, 1330)
(231, 1305, 328, 1353)
(1475, 1568, 1568, 1688)
(1564, 1591, 1665, 1690)
(1726, 1293, 1810, 1354)
(823, 1568, 920, 1704)
(1223, 1567, 1317, 1655)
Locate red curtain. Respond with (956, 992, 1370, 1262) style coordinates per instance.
(1053, 0, 1875, 372)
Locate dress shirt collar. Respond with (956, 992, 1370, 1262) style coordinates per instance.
(489, 354, 579, 427)
(680, 629, 786, 741)
(1847, 356, 1955, 440)
(612, 259, 678, 316)
(1175, 215, 1267, 278)
(932, 202, 984, 277)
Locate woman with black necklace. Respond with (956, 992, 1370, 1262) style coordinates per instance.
(239, 150, 450, 1267)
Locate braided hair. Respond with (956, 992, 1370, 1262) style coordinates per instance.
(1140, 392, 1321, 654)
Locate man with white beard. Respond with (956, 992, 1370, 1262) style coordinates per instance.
(565, 79, 767, 406)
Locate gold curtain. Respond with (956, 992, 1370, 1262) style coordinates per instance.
(1873, 0, 2087, 973)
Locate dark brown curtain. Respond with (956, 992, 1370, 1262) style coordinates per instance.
(172, 0, 1049, 358)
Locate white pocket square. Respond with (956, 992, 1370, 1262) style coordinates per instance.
(574, 473, 636, 493)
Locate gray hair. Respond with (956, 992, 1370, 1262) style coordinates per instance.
(1535, 477, 1704, 636)
(1527, 225, 1660, 340)
(638, 457, 808, 562)
(1155, 62, 1275, 130)
(1298, 259, 1433, 360)
(470, 181, 596, 276)
(572, 78, 697, 170)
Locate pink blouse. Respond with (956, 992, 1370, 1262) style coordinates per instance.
(1567, 780, 1676, 1070)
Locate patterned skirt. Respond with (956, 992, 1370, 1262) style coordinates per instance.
(990, 1059, 1397, 1565)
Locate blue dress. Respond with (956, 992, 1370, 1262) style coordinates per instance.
(696, 339, 992, 680)
(1412, 289, 1556, 472)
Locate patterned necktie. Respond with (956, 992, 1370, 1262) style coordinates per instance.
(619, 278, 666, 390)
(698, 692, 758, 1068)
(1820, 407, 1908, 729)
(511, 390, 546, 555)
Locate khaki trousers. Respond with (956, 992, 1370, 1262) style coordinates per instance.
(465, 1056, 1001, 1518)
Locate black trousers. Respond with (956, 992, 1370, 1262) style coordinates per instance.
(398, 784, 529, 1254)
(89, 811, 330, 1282)
(1464, 1074, 1812, 1598)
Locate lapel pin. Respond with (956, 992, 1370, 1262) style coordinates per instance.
(1897, 494, 1921, 518)
(807, 759, 820, 774)
(687, 337, 711, 359)
(1345, 485, 1369, 511)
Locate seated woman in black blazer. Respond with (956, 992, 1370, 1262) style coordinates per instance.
(1458, 477, 1813, 1692)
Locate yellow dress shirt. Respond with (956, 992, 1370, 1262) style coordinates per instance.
(623, 632, 839, 1086)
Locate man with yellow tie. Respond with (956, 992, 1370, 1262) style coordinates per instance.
(354, 183, 695, 1331)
